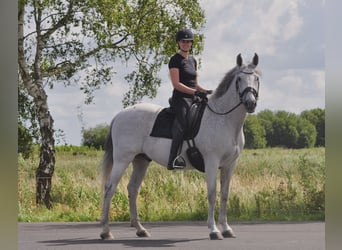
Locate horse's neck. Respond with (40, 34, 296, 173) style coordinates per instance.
(208, 86, 247, 130)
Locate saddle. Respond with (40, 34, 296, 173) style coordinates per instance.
(150, 97, 207, 172)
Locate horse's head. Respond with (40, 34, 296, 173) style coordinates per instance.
(235, 53, 260, 113)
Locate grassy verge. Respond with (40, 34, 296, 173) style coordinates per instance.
(18, 147, 325, 222)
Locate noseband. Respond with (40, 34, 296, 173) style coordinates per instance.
(207, 70, 260, 116)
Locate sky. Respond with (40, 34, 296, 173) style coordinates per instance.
(45, 0, 325, 146)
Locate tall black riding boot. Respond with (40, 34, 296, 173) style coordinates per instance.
(167, 125, 186, 170)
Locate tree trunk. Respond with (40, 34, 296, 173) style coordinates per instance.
(18, 1, 56, 209)
(36, 111, 55, 209)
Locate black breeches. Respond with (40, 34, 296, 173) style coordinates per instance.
(171, 97, 191, 134)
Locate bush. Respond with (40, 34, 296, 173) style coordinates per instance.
(298, 154, 325, 213)
(300, 108, 325, 147)
(244, 115, 267, 149)
(82, 124, 109, 150)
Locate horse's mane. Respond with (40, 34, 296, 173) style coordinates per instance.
(213, 64, 261, 99)
(213, 66, 240, 99)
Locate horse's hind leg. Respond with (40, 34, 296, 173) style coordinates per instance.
(100, 160, 129, 240)
(128, 154, 151, 237)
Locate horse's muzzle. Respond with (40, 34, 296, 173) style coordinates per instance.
(246, 102, 257, 113)
(243, 93, 257, 113)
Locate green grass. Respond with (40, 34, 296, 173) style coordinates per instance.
(18, 147, 325, 222)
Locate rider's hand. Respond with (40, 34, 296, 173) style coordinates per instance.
(194, 90, 207, 99)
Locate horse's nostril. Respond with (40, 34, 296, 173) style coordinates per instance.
(246, 100, 256, 113)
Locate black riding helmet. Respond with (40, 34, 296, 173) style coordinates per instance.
(175, 28, 194, 42)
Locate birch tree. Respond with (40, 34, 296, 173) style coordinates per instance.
(18, 0, 205, 208)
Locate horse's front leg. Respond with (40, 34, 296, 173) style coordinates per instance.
(128, 155, 151, 237)
(206, 167, 223, 240)
(218, 164, 237, 238)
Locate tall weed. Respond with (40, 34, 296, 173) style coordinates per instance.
(298, 153, 325, 214)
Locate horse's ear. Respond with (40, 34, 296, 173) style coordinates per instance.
(252, 53, 259, 66)
(237, 53, 243, 67)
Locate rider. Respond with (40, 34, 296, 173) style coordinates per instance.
(167, 28, 212, 170)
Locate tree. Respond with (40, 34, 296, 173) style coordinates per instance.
(244, 115, 266, 149)
(262, 111, 316, 148)
(18, 0, 205, 208)
(300, 108, 325, 147)
(276, 111, 299, 148)
(82, 124, 109, 150)
(296, 118, 316, 148)
(257, 110, 276, 147)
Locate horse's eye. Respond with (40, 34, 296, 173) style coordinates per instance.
(255, 76, 259, 81)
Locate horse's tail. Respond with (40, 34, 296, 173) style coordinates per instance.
(101, 119, 115, 194)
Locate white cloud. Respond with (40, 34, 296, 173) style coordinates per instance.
(257, 68, 325, 114)
(310, 70, 325, 93)
(242, 0, 304, 55)
(274, 69, 325, 97)
(199, 0, 306, 82)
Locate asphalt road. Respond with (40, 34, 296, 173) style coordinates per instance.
(18, 221, 325, 250)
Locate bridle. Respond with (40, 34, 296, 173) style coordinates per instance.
(207, 69, 260, 116)
(237, 70, 260, 101)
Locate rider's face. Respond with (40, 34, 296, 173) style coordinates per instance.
(178, 40, 192, 52)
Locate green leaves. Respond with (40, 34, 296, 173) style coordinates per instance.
(21, 0, 205, 105)
(245, 108, 325, 149)
(82, 123, 109, 149)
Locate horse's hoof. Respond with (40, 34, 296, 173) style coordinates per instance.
(136, 230, 151, 237)
(100, 232, 114, 240)
(209, 232, 223, 240)
(222, 230, 236, 238)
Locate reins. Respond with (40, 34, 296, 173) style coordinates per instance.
(207, 101, 242, 115)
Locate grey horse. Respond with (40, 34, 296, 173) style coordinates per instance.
(100, 53, 261, 240)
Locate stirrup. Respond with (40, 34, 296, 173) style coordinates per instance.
(172, 155, 186, 169)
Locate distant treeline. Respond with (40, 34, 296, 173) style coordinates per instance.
(17, 108, 325, 158)
(244, 108, 324, 149)
(81, 108, 325, 150)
